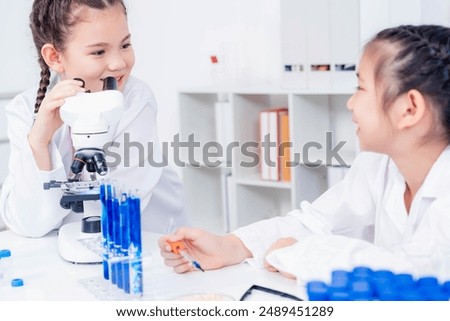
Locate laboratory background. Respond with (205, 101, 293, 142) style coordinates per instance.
(1, 0, 450, 235)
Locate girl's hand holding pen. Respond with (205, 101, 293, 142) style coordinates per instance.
(168, 241, 205, 272)
(158, 227, 252, 274)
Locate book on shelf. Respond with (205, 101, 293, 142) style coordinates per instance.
(259, 107, 291, 182)
(279, 112, 291, 182)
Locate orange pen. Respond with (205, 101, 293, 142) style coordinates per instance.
(169, 241, 205, 272)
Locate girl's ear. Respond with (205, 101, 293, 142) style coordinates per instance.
(396, 89, 427, 129)
(41, 44, 64, 73)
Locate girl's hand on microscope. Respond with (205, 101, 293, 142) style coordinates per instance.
(158, 227, 252, 273)
(29, 79, 86, 148)
(263, 237, 297, 279)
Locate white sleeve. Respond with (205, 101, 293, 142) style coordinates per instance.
(266, 186, 450, 284)
(0, 94, 69, 237)
(266, 231, 450, 284)
(232, 211, 315, 268)
(232, 152, 383, 267)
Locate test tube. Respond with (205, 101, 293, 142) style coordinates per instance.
(114, 188, 124, 290)
(100, 182, 142, 296)
(129, 192, 143, 297)
(170, 241, 204, 272)
(119, 191, 130, 294)
(0, 249, 12, 285)
(107, 184, 119, 285)
(100, 182, 109, 280)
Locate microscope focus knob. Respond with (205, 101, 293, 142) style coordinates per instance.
(81, 216, 101, 234)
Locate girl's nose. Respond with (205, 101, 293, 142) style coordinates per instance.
(108, 53, 127, 71)
(347, 94, 355, 111)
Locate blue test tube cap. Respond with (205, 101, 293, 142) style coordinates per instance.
(307, 280, 327, 291)
(423, 289, 450, 301)
(11, 278, 24, 287)
(417, 276, 441, 300)
(417, 276, 439, 288)
(329, 290, 350, 301)
(350, 280, 374, 301)
(394, 273, 416, 290)
(399, 289, 425, 301)
(377, 286, 400, 301)
(329, 276, 348, 292)
(0, 249, 11, 258)
(306, 280, 328, 301)
(443, 280, 450, 294)
(372, 270, 395, 297)
(351, 266, 373, 279)
(372, 269, 395, 280)
(332, 269, 350, 279)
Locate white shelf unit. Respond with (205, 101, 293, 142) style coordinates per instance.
(0, 95, 14, 188)
(179, 88, 357, 233)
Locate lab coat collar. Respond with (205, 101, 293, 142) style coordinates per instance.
(419, 145, 450, 198)
(388, 145, 450, 199)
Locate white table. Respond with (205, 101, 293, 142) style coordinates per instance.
(0, 230, 305, 301)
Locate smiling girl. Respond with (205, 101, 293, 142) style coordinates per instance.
(159, 25, 450, 284)
(0, 0, 189, 237)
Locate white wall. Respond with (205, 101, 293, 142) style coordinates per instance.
(359, 0, 450, 45)
(1, 0, 450, 173)
(0, 0, 281, 176)
(0, 0, 39, 94)
(126, 0, 281, 173)
(129, 0, 450, 178)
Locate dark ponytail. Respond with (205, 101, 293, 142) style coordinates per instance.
(35, 57, 51, 114)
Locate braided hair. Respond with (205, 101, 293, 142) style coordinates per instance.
(29, 0, 126, 114)
(365, 25, 450, 139)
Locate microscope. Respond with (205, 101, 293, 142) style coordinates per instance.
(44, 77, 124, 264)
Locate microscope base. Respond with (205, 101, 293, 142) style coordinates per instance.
(58, 221, 102, 264)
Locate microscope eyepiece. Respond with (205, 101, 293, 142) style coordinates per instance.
(102, 76, 118, 90)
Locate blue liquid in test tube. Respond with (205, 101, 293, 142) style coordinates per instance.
(129, 194, 143, 296)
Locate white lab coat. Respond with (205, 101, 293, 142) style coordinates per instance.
(0, 76, 190, 237)
(233, 150, 450, 283)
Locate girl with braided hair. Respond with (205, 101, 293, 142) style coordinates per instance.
(0, 0, 189, 237)
(159, 25, 450, 283)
